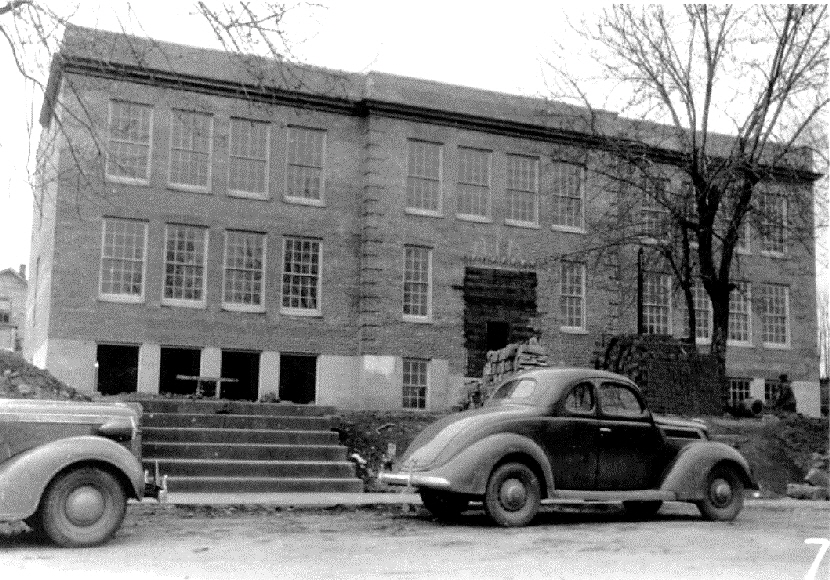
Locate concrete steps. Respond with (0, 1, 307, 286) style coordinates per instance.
(139, 399, 362, 494)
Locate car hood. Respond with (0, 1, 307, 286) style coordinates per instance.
(398, 405, 533, 470)
(0, 398, 139, 423)
(653, 414, 708, 438)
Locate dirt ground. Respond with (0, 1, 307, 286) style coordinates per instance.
(1, 501, 828, 580)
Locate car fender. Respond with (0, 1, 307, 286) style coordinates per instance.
(433, 432, 554, 496)
(0, 435, 144, 521)
(659, 441, 757, 500)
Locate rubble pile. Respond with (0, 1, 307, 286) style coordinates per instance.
(461, 341, 550, 409)
(787, 452, 829, 501)
(0, 350, 91, 401)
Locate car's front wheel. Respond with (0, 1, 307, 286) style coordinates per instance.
(39, 467, 127, 548)
(696, 465, 744, 521)
(484, 462, 541, 527)
(419, 490, 469, 521)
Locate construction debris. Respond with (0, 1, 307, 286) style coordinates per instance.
(786, 452, 829, 501)
(0, 351, 91, 401)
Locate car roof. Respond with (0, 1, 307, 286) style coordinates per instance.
(513, 367, 636, 386)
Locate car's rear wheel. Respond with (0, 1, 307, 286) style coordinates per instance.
(622, 500, 663, 519)
(419, 490, 469, 521)
(40, 467, 127, 548)
(696, 465, 744, 521)
(484, 462, 541, 527)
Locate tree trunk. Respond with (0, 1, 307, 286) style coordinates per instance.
(710, 295, 730, 410)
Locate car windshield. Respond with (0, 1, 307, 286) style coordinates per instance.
(490, 378, 537, 403)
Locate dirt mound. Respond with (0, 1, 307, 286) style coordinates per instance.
(0, 350, 92, 401)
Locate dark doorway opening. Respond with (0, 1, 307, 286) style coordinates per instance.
(279, 354, 317, 404)
(159, 347, 201, 396)
(463, 267, 538, 377)
(220, 350, 260, 401)
(96, 344, 138, 395)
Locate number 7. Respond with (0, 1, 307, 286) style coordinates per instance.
(805, 538, 830, 580)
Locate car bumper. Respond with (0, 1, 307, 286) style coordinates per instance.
(377, 470, 452, 490)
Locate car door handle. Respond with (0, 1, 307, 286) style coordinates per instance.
(599, 427, 612, 434)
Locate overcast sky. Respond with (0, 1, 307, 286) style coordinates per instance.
(0, 1, 826, 290)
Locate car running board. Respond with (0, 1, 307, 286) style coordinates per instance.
(546, 489, 677, 502)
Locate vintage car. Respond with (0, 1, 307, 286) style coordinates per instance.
(0, 398, 166, 547)
(379, 368, 756, 527)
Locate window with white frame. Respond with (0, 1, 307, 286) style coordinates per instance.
(764, 378, 780, 402)
(229, 118, 269, 197)
(505, 154, 539, 225)
(729, 377, 751, 407)
(223, 231, 265, 310)
(402, 358, 428, 409)
(551, 162, 584, 230)
(286, 126, 325, 202)
(163, 224, 208, 305)
(728, 281, 752, 344)
(106, 100, 152, 181)
(692, 280, 712, 342)
(760, 283, 789, 346)
(403, 245, 431, 319)
(760, 191, 786, 254)
(559, 261, 585, 330)
(456, 147, 490, 219)
(715, 207, 750, 253)
(169, 110, 212, 189)
(99, 218, 147, 301)
(406, 140, 442, 213)
(281, 237, 321, 313)
(641, 177, 670, 239)
(642, 272, 672, 335)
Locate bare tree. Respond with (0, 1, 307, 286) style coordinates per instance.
(547, 5, 828, 377)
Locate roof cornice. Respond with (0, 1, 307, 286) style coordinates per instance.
(48, 54, 822, 183)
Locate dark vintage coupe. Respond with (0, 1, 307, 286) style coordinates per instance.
(379, 368, 756, 526)
(0, 398, 166, 547)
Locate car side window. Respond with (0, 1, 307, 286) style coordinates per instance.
(491, 378, 536, 401)
(564, 382, 595, 414)
(598, 382, 646, 418)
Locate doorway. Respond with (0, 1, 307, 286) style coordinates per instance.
(220, 350, 260, 401)
(96, 344, 138, 395)
(159, 347, 201, 395)
(279, 354, 317, 404)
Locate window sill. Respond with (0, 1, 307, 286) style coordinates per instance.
(98, 294, 145, 304)
(504, 219, 540, 230)
(727, 340, 753, 348)
(761, 250, 787, 259)
(762, 342, 791, 350)
(456, 214, 492, 224)
(168, 183, 212, 195)
(695, 338, 712, 346)
(639, 236, 668, 245)
(560, 326, 588, 335)
(229, 190, 270, 201)
(222, 303, 266, 313)
(105, 174, 150, 187)
(551, 225, 586, 235)
(280, 308, 322, 318)
(405, 208, 443, 219)
(161, 299, 207, 309)
(403, 315, 432, 324)
(284, 196, 325, 208)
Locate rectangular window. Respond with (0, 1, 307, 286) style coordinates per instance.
(641, 177, 670, 239)
(642, 272, 672, 335)
(99, 218, 147, 302)
(106, 100, 152, 182)
(559, 261, 585, 331)
(403, 246, 432, 319)
(760, 192, 786, 254)
(760, 284, 789, 347)
(406, 140, 442, 213)
(402, 358, 428, 409)
(456, 147, 490, 219)
(551, 163, 584, 230)
(764, 378, 780, 403)
(0, 298, 10, 324)
(286, 126, 325, 202)
(163, 224, 208, 306)
(692, 281, 712, 342)
(506, 154, 539, 225)
(169, 110, 212, 189)
(729, 378, 751, 407)
(281, 237, 321, 314)
(229, 118, 269, 197)
(714, 209, 750, 253)
(223, 231, 265, 310)
(728, 282, 752, 344)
